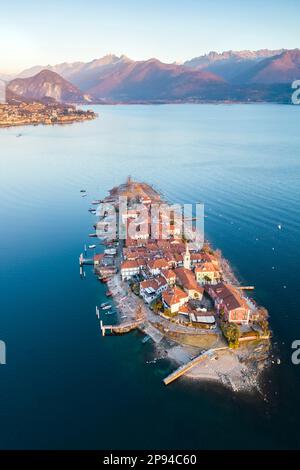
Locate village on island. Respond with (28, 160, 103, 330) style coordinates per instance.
(0, 102, 96, 128)
(80, 177, 271, 391)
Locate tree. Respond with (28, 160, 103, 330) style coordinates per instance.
(222, 322, 240, 348)
(152, 299, 163, 314)
(259, 319, 270, 336)
(131, 282, 140, 296)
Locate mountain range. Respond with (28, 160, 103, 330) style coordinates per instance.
(3, 49, 300, 104)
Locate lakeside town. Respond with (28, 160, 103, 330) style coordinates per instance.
(81, 177, 271, 392)
(0, 102, 96, 128)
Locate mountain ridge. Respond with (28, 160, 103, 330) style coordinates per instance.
(4, 49, 298, 104)
(6, 70, 89, 103)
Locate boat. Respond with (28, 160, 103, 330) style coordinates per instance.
(88, 209, 96, 214)
(88, 244, 96, 249)
(81, 194, 87, 197)
(91, 200, 102, 205)
(142, 335, 151, 344)
(100, 302, 110, 308)
(106, 291, 113, 297)
(89, 233, 97, 238)
(80, 189, 86, 193)
(101, 277, 109, 283)
(105, 311, 114, 315)
(101, 304, 112, 311)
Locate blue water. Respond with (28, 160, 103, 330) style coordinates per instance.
(0, 104, 300, 449)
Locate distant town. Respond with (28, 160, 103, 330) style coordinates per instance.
(0, 102, 96, 128)
(80, 178, 271, 391)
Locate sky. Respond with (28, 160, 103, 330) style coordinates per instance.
(1, 0, 299, 73)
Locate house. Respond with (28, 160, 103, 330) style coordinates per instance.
(201, 251, 220, 269)
(173, 253, 184, 267)
(94, 254, 104, 266)
(120, 260, 140, 280)
(147, 258, 170, 275)
(195, 262, 221, 285)
(190, 252, 205, 265)
(140, 279, 159, 304)
(140, 276, 168, 304)
(175, 267, 204, 300)
(189, 312, 216, 328)
(155, 275, 168, 295)
(162, 286, 189, 314)
(208, 283, 251, 325)
(161, 269, 176, 286)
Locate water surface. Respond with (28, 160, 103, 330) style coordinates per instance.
(0, 104, 300, 449)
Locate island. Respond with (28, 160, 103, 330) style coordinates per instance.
(0, 102, 96, 128)
(81, 177, 271, 392)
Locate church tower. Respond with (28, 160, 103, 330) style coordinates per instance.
(183, 243, 191, 270)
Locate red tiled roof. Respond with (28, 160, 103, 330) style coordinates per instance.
(147, 258, 169, 270)
(161, 269, 176, 280)
(163, 286, 188, 307)
(94, 254, 104, 262)
(175, 268, 204, 294)
(195, 262, 219, 273)
(209, 283, 247, 311)
(121, 260, 139, 270)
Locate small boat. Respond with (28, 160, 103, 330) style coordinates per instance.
(80, 189, 86, 193)
(91, 200, 102, 205)
(121, 315, 127, 320)
(16, 133, 22, 138)
(106, 291, 113, 297)
(101, 304, 112, 311)
(81, 194, 87, 197)
(100, 302, 109, 308)
(88, 209, 96, 214)
(142, 335, 151, 344)
(88, 244, 96, 249)
(105, 311, 114, 315)
(89, 233, 97, 238)
(101, 277, 109, 283)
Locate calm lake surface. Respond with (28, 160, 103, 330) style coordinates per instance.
(0, 104, 300, 449)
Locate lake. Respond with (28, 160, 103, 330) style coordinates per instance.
(0, 104, 300, 449)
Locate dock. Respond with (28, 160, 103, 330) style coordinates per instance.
(79, 253, 94, 266)
(236, 286, 255, 291)
(100, 320, 142, 336)
(163, 347, 228, 385)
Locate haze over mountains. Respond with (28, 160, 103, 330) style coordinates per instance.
(3, 49, 300, 104)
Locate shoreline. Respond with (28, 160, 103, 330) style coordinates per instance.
(0, 102, 97, 129)
(90, 178, 272, 393)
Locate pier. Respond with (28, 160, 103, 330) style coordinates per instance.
(79, 253, 94, 266)
(236, 286, 255, 291)
(163, 347, 228, 385)
(100, 320, 143, 336)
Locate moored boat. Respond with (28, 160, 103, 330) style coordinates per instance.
(101, 304, 112, 310)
